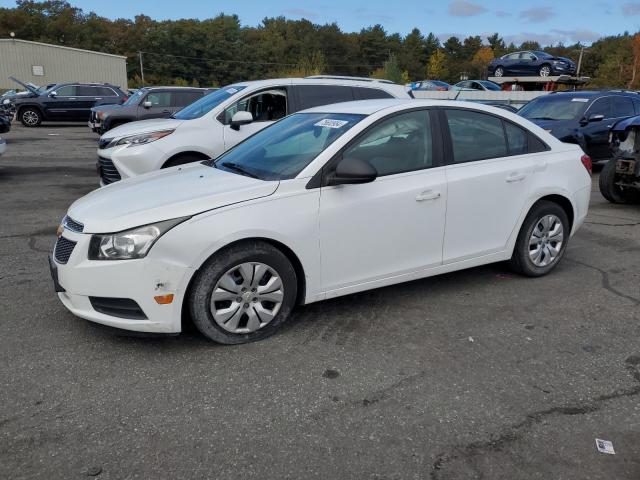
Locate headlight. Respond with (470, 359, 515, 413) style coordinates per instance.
(2, 99, 10, 105)
(98, 111, 106, 120)
(88, 217, 188, 260)
(106, 129, 174, 149)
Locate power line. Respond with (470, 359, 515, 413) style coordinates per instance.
(131, 51, 385, 69)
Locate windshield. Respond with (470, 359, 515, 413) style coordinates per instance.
(209, 112, 365, 181)
(173, 85, 246, 120)
(123, 89, 147, 106)
(479, 81, 501, 91)
(519, 96, 589, 121)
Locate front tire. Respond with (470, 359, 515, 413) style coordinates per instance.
(509, 201, 569, 277)
(599, 158, 640, 204)
(189, 241, 298, 344)
(20, 108, 42, 127)
(539, 64, 552, 77)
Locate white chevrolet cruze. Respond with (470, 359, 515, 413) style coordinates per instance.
(52, 99, 592, 344)
(96, 77, 410, 185)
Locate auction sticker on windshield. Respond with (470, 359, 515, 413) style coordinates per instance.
(315, 119, 349, 128)
(226, 88, 239, 94)
(571, 98, 589, 102)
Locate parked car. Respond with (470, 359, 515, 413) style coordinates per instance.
(51, 99, 591, 343)
(489, 51, 577, 78)
(410, 80, 450, 91)
(96, 77, 411, 185)
(451, 80, 501, 91)
(599, 117, 640, 204)
(0, 114, 11, 134)
(12, 77, 128, 127)
(518, 91, 640, 163)
(89, 87, 216, 134)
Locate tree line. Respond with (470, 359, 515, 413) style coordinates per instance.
(0, 0, 638, 89)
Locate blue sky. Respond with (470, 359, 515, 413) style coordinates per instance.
(2, 0, 640, 45)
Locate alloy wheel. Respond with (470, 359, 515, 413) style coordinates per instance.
(539, 66, 551, 77)
(22, 110, 39, 126)
(528, 214, 564, 267)
(495, 67, 504, 77)
(210, 262, 284, 334)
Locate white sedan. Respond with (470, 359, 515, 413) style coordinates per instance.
(51, 99, 592, 344)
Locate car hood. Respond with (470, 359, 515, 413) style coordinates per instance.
(67, 163, 279, 233)
(104, 118, 185, 139)
(91, 104, 123, 114)
(10, 76, 40, 95)
(611, 115, 640, 133)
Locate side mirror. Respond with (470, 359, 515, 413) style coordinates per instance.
(588, 114, 605, 123)
(48, 91, 57, 98)
(327, 156, 377, 186)
(143, 101, 152, 108)
(230, 111, 253, 131)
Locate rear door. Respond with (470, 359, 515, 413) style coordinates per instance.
(440, 107, 538, 262)
(75, 86, 105, 119)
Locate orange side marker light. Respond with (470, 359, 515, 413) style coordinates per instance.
(154, 294, 174, 305)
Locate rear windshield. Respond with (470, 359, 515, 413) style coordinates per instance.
(519, 95, 589, 121)
(173, 86, 246, 120)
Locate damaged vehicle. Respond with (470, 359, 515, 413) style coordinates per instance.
(600, 118, 640, 204)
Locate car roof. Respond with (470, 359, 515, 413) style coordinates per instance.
(228, 77, 406, 91)
(545, 90, 640, 98)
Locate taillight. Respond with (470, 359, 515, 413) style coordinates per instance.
(581, 154, 592, 174)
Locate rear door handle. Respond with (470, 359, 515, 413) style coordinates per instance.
(506, 173, 526, 183)
(415, 190, 441, 201)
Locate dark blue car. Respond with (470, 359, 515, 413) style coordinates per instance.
(488, 51, 576, 78)
(518, 91, 640, 163)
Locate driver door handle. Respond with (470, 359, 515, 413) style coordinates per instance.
(506, 173, 526, 183)
(415, 190, 441, 202)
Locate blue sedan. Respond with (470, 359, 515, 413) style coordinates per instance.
(488, 51, 577, 78)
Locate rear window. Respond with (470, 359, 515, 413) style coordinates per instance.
(353, 87, 394, 100)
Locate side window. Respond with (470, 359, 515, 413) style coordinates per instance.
(173, 91, 203, 107)
(504, 122, 528, 155)
(611, 96, 635, 118)
(633, 98, 640, 115)
(445, 109, 508, 163)
(55, 85, 77, 96)
(145, 91, 172, 107)
(353, 87, 394, 100)
(588, 97, 612, 119)
(96, 87, 117, 97)
(528, 134, 548, 153)
(77, 86, 99, 96)
(221, 88, 287, 124)
(342, 110, 433, 176)
(296, 85, 354, 110)
(507, 53, 520, 60)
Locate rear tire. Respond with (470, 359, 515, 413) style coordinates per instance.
(599, 158, 640, 204)
(20, 107, 42, 127)
(539, 64, 552, 77)
(189, 241, 298, 344)
(494, 66, 505, 77)
(509, 201, 569, 277)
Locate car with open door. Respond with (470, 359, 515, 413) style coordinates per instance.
(52, 99, 591, 344)
(95, 77, 411, 185)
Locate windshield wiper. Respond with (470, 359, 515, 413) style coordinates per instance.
(529, 116, 557, 121)
(220, 161, 259, 179)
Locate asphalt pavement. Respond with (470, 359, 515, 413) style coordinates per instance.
(1, 123, 639, 479)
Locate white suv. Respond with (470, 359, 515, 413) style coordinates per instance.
(53, 100, 592, 344)
(96, 77, 410, 185)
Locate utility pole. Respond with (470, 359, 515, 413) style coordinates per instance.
(576, 46, 584, 77)
(139, 51, 145, 86)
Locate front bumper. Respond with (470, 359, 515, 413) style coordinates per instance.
(50, 229, 195, 333)
(96, 143, 169, 185)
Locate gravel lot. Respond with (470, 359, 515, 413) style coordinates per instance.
(1, 123, 639, 480)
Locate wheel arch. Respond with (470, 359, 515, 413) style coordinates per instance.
(181, 236, 307, 329)
(535, 194, 575, 231)
(17, 103, 43, 117)
(162, 150, 210, 169)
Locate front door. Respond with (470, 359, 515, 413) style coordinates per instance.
(318, 109, 447, 294)
(42, 85, 78, 119)
(441, 108, 536, 262)
(222, 87, 288, 150)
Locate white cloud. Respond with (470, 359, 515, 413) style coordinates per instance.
(519, 7, 555, 22)
(448, 1, 487, 17)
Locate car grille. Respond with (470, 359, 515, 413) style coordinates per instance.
(63, 215, 84, 233)
(97, 156, 121, 184)
(98, 137, 112, 149)
(54, 236, 76, 264)
(89, 297, 148, 320)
